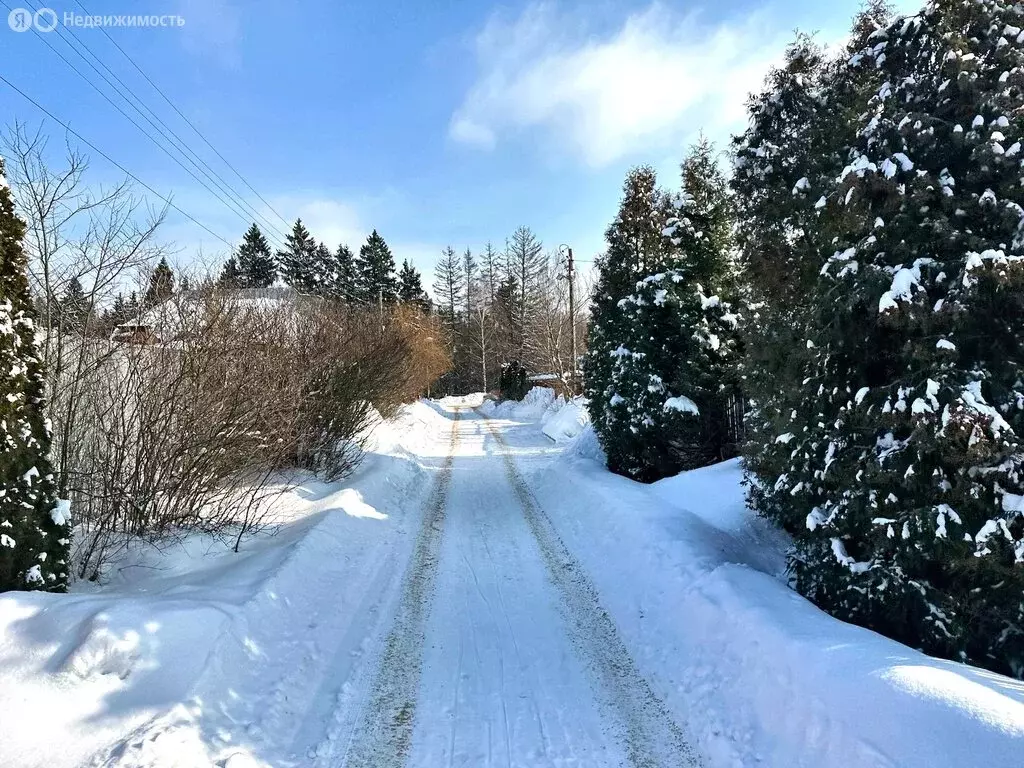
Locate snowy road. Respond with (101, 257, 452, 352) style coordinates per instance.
(74, 401, 699, 768)
(328, 406, 698, 768)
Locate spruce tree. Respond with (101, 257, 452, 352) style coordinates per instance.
(433, 246, 465, 393)
(60, 276, 89, 333)
(355, 230, 398, 304)
(398, 259, 429, 310)
(277, 219, 318, 294)
(480, 241, 500, 304)
(313, 242, 334, 297)
(143, 257, 175, 307)
(237, 223, 276, 288)
(583, 166, 674, 465)
(0, 157, 69, 592)
(333, 244, 358, 302)
(463, 248, 477, 316)
(219, 256, 242, 288)
(504, 226, 545, 361)
(776, 0, 1024, 676)
(602, 141, 741, 481)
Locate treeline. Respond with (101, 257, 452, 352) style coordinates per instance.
(217, 221, 430, 309)
(0, 129, 448, 591)
(586, 0, 1024, 678)
(431, 225, 583, 396)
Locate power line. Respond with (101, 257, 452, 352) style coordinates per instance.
(0, 72, 235, 249)
(5, 0, 288, 250)
(44, 5, 291, 245)
(75, 0, 293, 232)
(3, 1, 264, 243)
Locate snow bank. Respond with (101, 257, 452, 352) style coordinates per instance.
(531, 456, 1024, 767)
(0, 404, 438, 768)
(478, 386, 557, 420)
(438, 392, 485, 408)
(568, 424, 607, 463)
(541, 397, 590, 443)
(650, 457, 789, 565)
(480, 387, 591, 444)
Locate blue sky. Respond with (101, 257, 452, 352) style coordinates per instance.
(1, 0, 921, 279)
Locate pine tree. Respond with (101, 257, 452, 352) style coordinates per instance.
(277, 219, 318, 294)
(144, 257, 175, 307)
(601, 140, 741, 481)
(219, 256, 242, 288)
(398, 259, 429, 310)
(237, 223, 276, 288)
(583, 166, 674, 462)
(355, 230, 398, 304)
(776, 0, 1024, 676)
(0, 157, 69, 592)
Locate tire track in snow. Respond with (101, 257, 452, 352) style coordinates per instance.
(340, 409, 461, 768)
(479, 414, 702, 768)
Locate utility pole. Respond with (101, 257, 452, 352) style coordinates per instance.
(567, 246, 577, 393)
(559, 244, 578, 393)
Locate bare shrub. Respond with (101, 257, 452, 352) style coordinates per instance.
(5, 126, 451, 581)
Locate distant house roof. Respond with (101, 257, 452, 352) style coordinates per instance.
(115, 286, 310, 344)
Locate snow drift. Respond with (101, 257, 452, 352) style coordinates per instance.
(480, 386, 591, 444)
(0, 403, 440, 767)
(535, 450, 1024, 767)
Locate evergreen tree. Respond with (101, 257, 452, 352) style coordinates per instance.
(463, 248, 477, 316)
(433, 246, 464, 324)
(583, 166, 674, 460)
(433, 245, 465, 393)
(480, 241, 500, 304)
(355, 230, 398, 304)
(333, 243, 358, 302)
(499, 360, 529, 401)
(237, 223, 276, 288)
(492, 274, 520, 363)
(277, 219, 318, 294)
(774, 0, 1024, 676)
(313, 242, 334, 296)
(398, 259, 429, 310)
(0, 157, 69, 592)
(504, 226, 546, 361)
(601, 140, 741, 481)
(219, 256, 242, 288)
(144, 257, 175, 307)
(60, 277, 89, 333)
(735, 4, 893, 534)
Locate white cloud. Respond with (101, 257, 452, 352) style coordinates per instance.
(450, 1, 788, 166)
(269, 196, 365, 252)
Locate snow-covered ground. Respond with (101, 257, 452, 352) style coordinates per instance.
(1, 391, 1022, 767)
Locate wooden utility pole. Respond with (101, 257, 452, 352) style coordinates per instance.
(565, 246, 578, 392)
